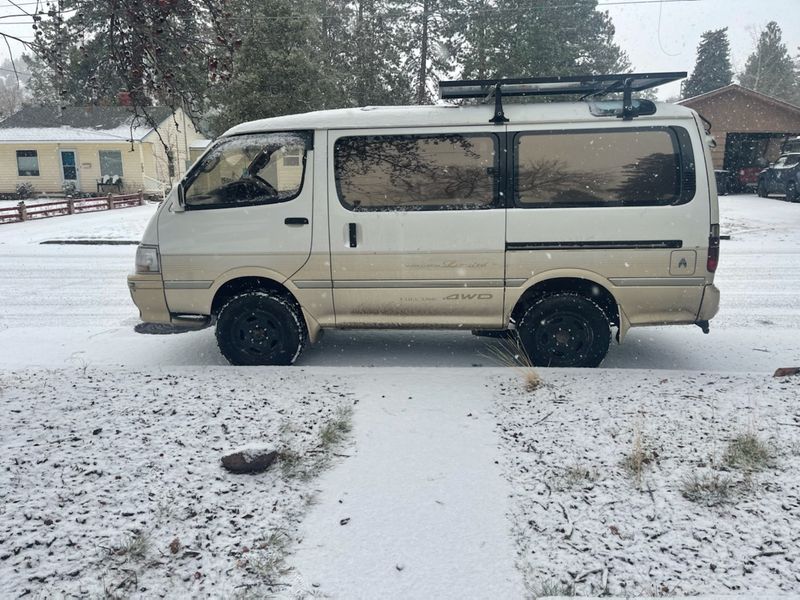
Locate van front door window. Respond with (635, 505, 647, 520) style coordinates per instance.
(184, 132, 310, 209)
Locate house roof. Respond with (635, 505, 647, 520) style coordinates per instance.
(0, 106, 175, 143)
(678, 84, 800, 116)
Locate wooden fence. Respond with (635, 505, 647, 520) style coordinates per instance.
(0, 192, 146, 225)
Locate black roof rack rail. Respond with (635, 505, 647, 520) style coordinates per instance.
(438, 71, 687, 124)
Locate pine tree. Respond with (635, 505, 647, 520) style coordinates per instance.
(683, 28, 733, 98)
(739, 21, 798, 103)
(32, 0, 237, 123)
(458, 0, 628, 81)
(390, 0, 460, 104)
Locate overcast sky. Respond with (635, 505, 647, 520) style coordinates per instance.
(1, 0, 799, 101)
(605, 0, 800, 99)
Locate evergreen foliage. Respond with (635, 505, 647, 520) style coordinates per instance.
(739, 21, 798, 104)
(457, 0, 629, 80)
(683, 28, 733, 99)
(25, 0, 630, 133)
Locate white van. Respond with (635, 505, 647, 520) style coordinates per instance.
(128, 73, 720, 367)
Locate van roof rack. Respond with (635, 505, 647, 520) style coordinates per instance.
(438, 71, 687, 124)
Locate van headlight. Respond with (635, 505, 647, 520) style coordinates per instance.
(135, 245, 161, 274)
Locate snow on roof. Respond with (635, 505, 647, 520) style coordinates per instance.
(678, 84, 800, 115)
(0, 106, 174, 143)
(224, 102, 695, 136)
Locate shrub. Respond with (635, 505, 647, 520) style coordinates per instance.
(61, 181, 78, 197)
(15, 182, 36, 199)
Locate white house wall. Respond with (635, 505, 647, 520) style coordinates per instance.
(143, 108, 206, 187)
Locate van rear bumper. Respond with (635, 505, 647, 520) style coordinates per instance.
(128, 274, 171, 324)
(698, 283, 720, 321)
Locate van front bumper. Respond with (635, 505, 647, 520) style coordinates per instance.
(127, 274, 171, 324)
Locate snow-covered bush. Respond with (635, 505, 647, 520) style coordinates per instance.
(61, 181, 78, 197)
(15, 182, 36, 199)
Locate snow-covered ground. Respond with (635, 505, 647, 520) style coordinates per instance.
(1, 194, 800, 598)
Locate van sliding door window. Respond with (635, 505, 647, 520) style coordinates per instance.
(183, 131, 311, 209)
(514, 127, 695, 208)
(334, 134, 499, 211)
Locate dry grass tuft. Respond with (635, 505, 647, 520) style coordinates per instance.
(723, 433, 771, 472)
(244, 531, 291, 583)
(319, 406, 353, 447)
(484, 337, 543, 392)
(680, 471, 736, 506)
(553, 464, 597, 491)
(279, 405, 354, 480)
(109, 531, 150, 561)
(533, 580, 575, 598)
(621, 418, 655, 489)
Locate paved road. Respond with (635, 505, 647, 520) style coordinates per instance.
(1, 196, 798, 371)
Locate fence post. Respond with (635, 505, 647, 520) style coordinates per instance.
(107, 193, 113, 210)
(67, 198, 75, 215)
(17, 201, 27, 222)
(138, 190, 145, 205)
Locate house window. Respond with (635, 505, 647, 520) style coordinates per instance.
(16, 150, 40, 176)
(283, 149, 301, 167)
(99, 150, 124, 177)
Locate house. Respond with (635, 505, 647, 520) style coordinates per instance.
(678, 85, 800, 188)
(0, 106, 208, 196)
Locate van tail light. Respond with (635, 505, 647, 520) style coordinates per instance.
(707, 224, 720, 273)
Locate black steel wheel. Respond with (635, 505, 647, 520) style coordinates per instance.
(215, 292, 305, 366)
(517, 293, 611, 368)
(786, 181, 798, 203)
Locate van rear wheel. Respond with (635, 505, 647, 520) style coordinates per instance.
(215, 292, 305, 366)
(517, 293, 610, 368)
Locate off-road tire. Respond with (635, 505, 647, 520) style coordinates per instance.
(215, 292, 306, 366)
(517, 293, 611, 368)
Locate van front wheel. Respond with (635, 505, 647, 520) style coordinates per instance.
(215, 292, 306, 366)
(517, 293, 610, 368)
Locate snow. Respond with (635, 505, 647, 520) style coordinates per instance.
(0, 367, 354, 598)
(0, 124, 154, 143)
(292, 369, 525, 599)
(495, 369, 800, 596)
(1, 193, 800, 597)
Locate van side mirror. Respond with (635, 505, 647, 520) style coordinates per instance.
(177, 183, 185, 207)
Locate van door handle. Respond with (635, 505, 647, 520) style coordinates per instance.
(348, 223, 358, 248)
(284, 217, 308, 226)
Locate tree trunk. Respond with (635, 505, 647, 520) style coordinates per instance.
(416, 0, 430, 104)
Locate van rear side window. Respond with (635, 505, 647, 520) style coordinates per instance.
(334, 134, 498, 211)
(514, 127, 695, 208)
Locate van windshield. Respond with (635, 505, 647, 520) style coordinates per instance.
(184, 132, 310, 208)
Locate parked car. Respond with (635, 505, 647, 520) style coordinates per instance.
(757, 153, 800, 202)
(128, 72, 720, 368)
(734, 165, 763, 192)
(714, 170, 731, 195)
